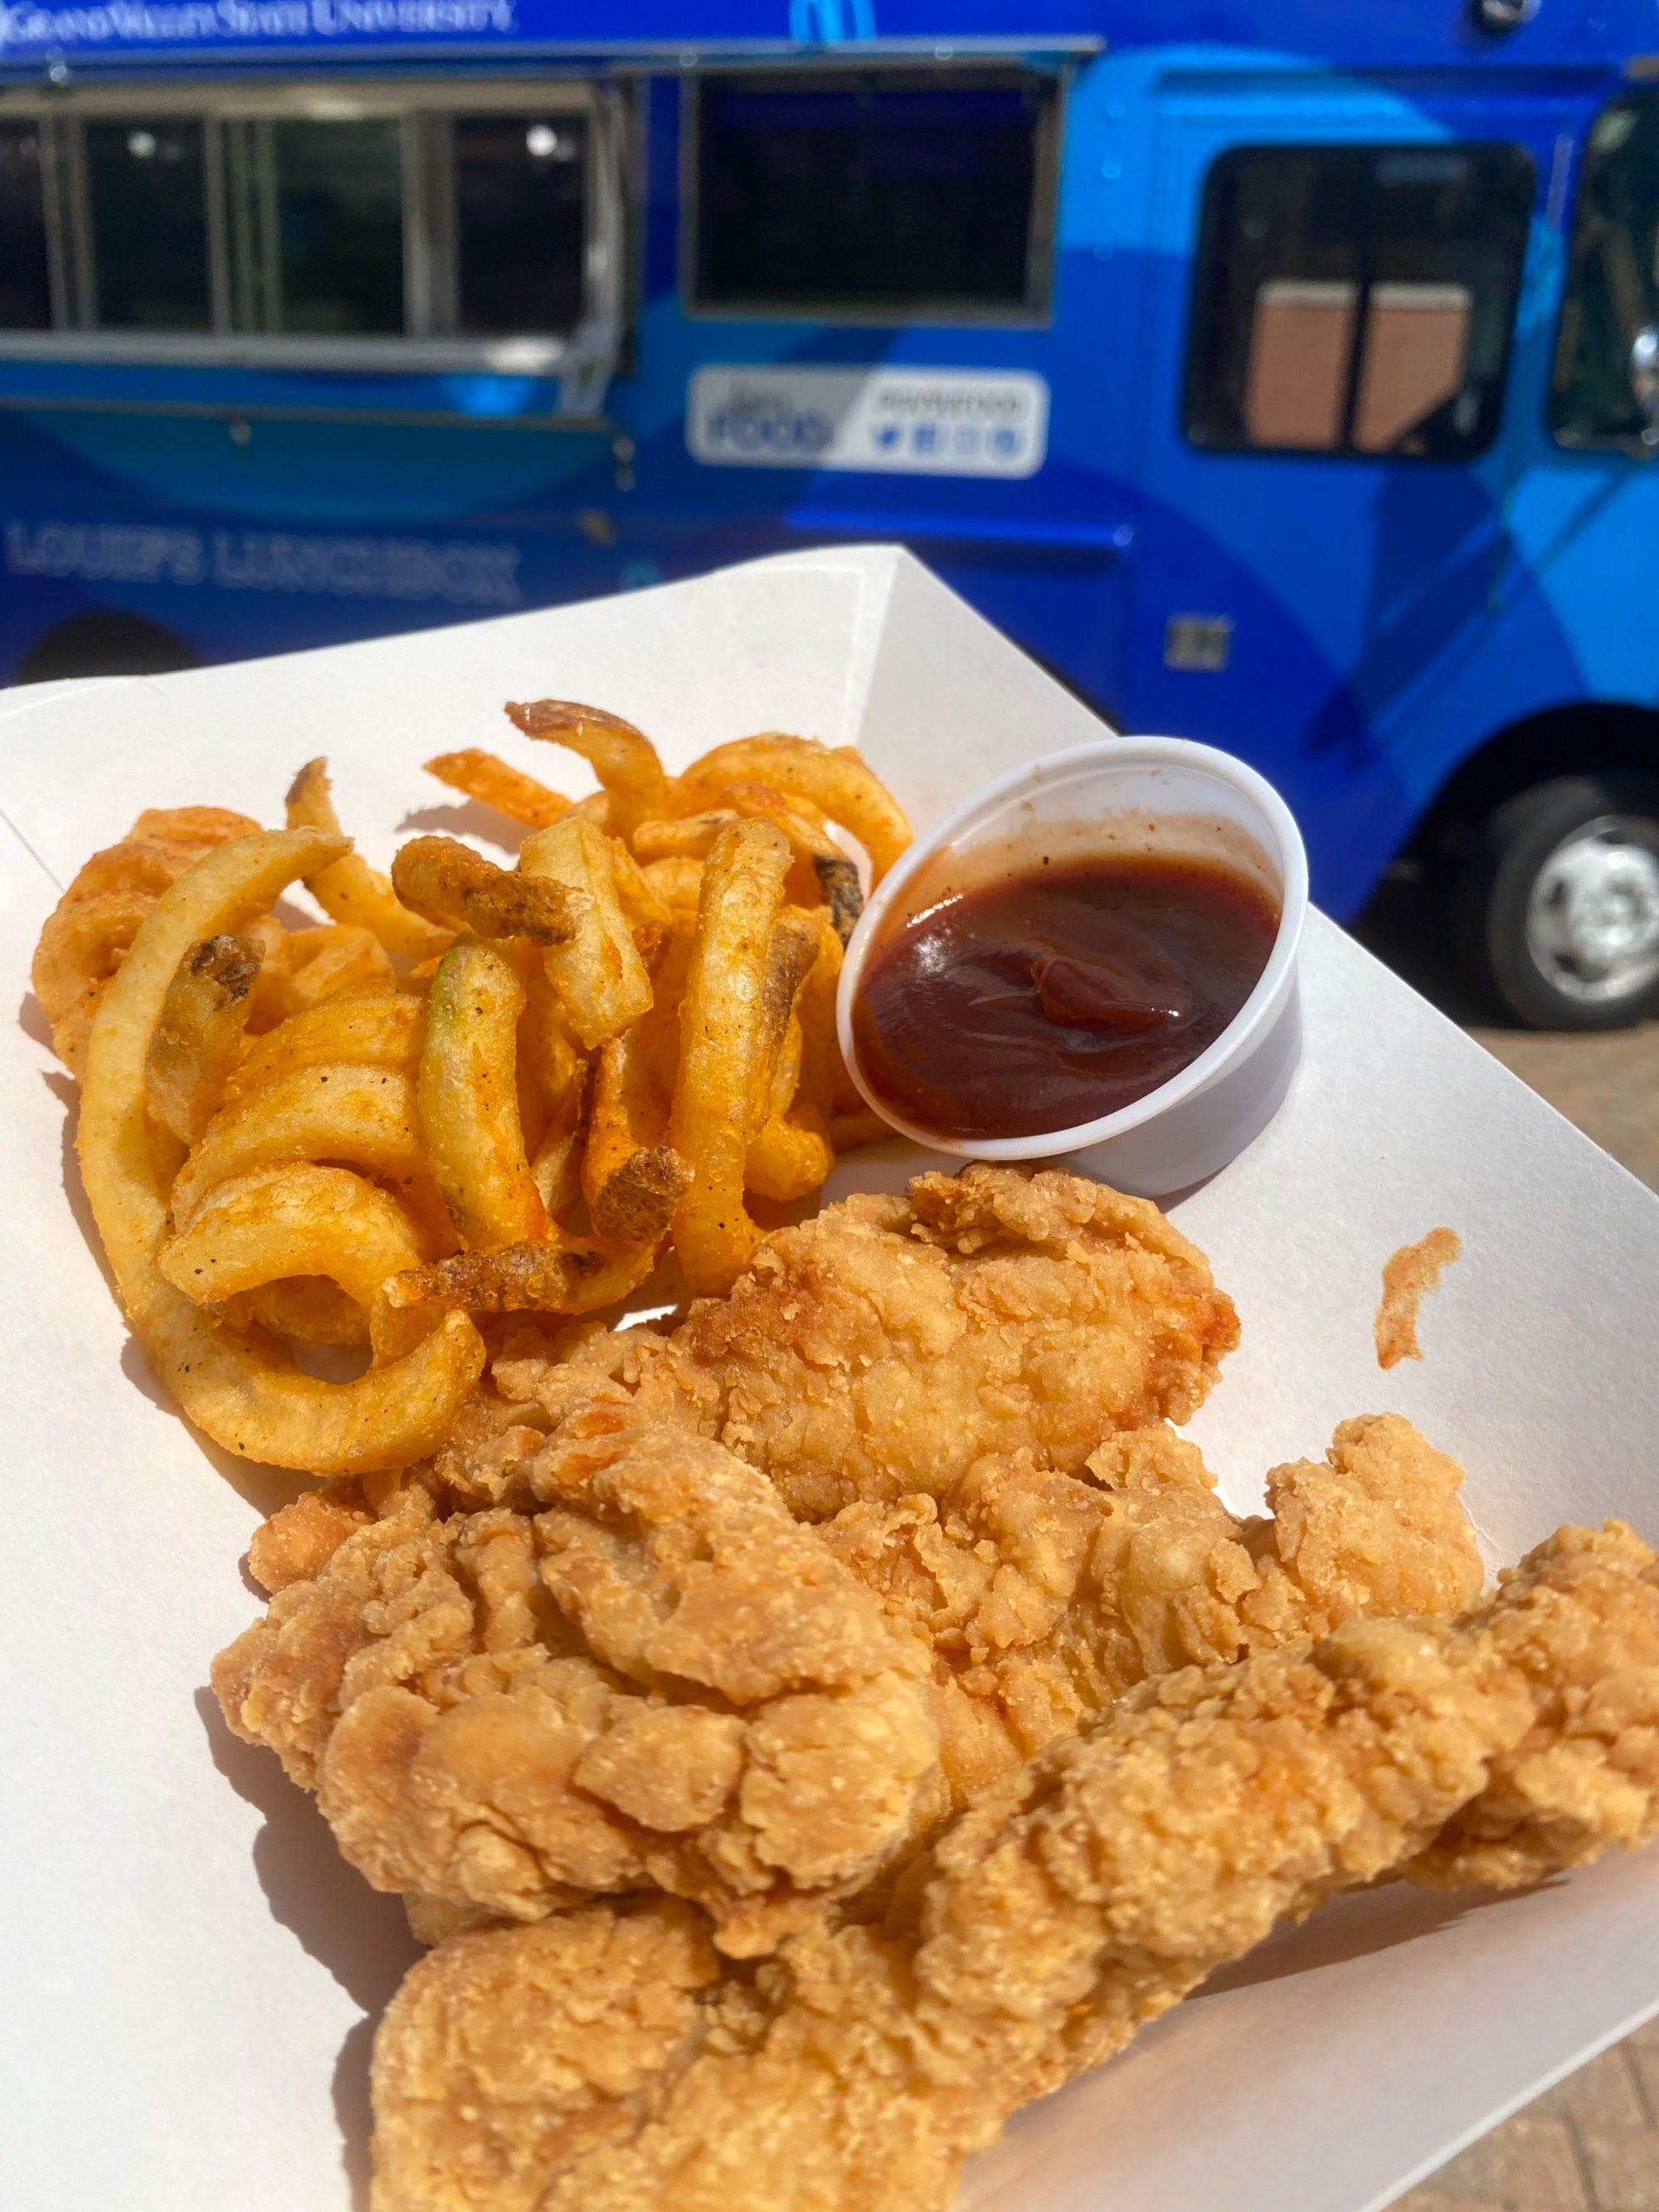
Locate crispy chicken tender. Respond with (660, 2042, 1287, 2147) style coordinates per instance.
(1405, 1518, 1659, 1890)
(370, 1522, 1659, 2212)
(486, 1165, 1240, 1520)
(212, 1419, 939, 1959)
(419, 1369, 1483, 1812)
(818, 1412, 1486, 1805)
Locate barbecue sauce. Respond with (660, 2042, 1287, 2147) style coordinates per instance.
(851, 853, 1279, 1142)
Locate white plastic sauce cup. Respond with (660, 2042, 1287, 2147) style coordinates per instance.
(836, 737, 1310, 1198)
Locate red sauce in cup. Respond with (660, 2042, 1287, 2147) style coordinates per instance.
(850, 852, 1280, 1142)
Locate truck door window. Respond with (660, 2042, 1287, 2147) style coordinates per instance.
(0, 123, 50, 330)
(691, 70, 1058, 319)
(1185, 144, 1534, 460)
(84, 119, 211, 332)
(1551, 97, 1659, 446)
(450, 115, 588, 337)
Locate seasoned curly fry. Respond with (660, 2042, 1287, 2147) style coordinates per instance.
(159, 1162, 432, 1362)
(664, 778, 864, 943)
(251, 922, 396, 1026)
(606, 838, 673, 928)
(640, 856, 703, 928)
(144, 933, 264, 1146)
(34, 887, 162, 1032)
(630, 810, 740, 862)
(286, 758, 452, 963)
(231, 1276, 368, 1350)
(741, 918, 832, 1199)
(673, 733, 910, 883)
(225, 992, 426, 1105)
(747, 1101, 836, 1201)
(424, 748, 571, 831)
(170, 1062, 448, 1249)
(75, 827, 484, 1472)
(583, 1022, 664, 1206)
(32, 804, 263, 1074)
(789, 905, 848, 1118)
(518, 978, 589, 1216)
(829, 1108, 893, 1152)
(581, 1016, 692, 1251)
(391, 835, 586, 945)
(668, 821, 796, 1295)
(518, 816, 654, 1050)
(754, 918, 820, 1115)
(47, 719, 916, 1478)
(420, 937, 548, 1250)
(505, 698, 669, 840)
(592, 1144, 693, 1250)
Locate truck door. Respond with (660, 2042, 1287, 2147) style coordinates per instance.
(1121, 91, 1550, 913)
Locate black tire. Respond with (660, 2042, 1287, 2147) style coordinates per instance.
(11, 610, 199, 685)
(1453, 772, 1659, 1030)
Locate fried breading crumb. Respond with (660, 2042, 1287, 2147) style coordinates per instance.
(1376, 1225, 1462, 1369)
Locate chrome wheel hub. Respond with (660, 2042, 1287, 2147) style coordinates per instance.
(1525, 816, 1659, 1006)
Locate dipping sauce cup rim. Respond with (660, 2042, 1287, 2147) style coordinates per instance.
(836, 735, 1310, 1161)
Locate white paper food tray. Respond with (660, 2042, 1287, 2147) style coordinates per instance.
(2, 546, 1657, 2212)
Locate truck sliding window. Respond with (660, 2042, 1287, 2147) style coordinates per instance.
(85, 121, 212, 331)
(0, 123, 51, 330)
(1551, 97, 1659, 446)
(691, 70, 1058, 319)
(0, 96, 613, 358)
(226, 119, 405, 337)
(1185, 144, 1535, 461)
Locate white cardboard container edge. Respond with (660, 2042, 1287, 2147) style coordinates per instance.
(2, 545, 1658, 2212)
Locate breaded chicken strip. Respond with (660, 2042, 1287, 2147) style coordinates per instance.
(220, 1409, 1480, 1951)
(483, 1164, 1240, 1519)
(820, 1412, 1485, 1804)
(370, 1522, 1659, 2212)
(213, 1419, 940, 1960)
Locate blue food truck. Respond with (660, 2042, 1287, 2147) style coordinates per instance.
(2, 0, 1659, 1027)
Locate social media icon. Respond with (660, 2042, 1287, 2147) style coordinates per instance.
(912, 422, 941, 454)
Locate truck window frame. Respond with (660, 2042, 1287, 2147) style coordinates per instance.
(0, 79, 628, 382)
(681, 65, 1063, 328)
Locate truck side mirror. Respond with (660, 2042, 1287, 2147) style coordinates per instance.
(1632, 325, 1659, 446)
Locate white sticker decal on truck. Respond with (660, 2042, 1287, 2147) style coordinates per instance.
(687, 364, 1048, 478)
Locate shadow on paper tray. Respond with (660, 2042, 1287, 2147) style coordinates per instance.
(397, 798, 525, 851)
(196, 1686, 423, 2210)
(1195, 1871, 1559, 2001)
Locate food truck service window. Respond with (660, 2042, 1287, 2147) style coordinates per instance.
(688, 70, 1059, 322)
(0, 85, 622, 375)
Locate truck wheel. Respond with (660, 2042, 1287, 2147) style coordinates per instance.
(1454, 774, 1659, 1028)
